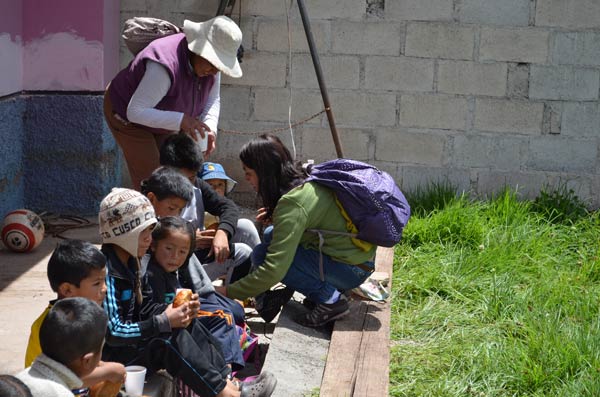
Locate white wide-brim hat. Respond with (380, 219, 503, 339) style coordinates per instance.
(183, 16, 242, 78)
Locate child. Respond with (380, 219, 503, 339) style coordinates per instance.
(99, 188, 275, 397)
(24, 239, 126, 388)
(159, 133, 254, 284)
(0, 375, 32, 397)
(17, 297, 107, 397)
(146, 216, 245, 370)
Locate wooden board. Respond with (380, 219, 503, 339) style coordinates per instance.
(320, 246, 394, 396)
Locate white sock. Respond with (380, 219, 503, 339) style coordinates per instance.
(324, 289, 341, 304)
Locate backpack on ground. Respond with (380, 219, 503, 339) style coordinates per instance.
(122, 17, 181, 56)
(305, 158, 411, 248)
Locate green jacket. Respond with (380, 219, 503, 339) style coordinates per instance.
(226, 182, 376, 299)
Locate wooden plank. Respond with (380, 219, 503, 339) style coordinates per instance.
(320, 246, 394, 396)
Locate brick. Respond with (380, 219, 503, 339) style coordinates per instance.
(457, 0, 530, 26)
(330, 92, 397, 127)
(244, 0, 365, 20)
(507, 63, 529, 99)
(527, 137, 597, 172)
(365, 56, 434, 92)
(376, 130, 446, 165)
(553, 32, 600, 67)
(257, 20, 329, 53)
(301, 127, 370, 162)
(474, 98, 543, 134)
(529, 65, 599, 100)
(332, 21, 401, 56)
(438, 61, 507, 97)
(401, 165, 472, 194)
(400, 94, 468, 130)
(476, 170, 554, 200)
(222, 52, 287, 87)
(562, 103, 600, 137)
(405, 23, 475, 60)
(253, 88, 323, 124)
(386, 0, 453, 21)
(219, 86, 252, 122)
(536, 0, 600, 29)
(480, 28, 549, 63)
(291, 54, 360, 89)
(452, 135, 525, 170)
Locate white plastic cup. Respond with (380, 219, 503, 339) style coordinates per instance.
(124, 365, 147, 396)
(195, 129, 208, 152)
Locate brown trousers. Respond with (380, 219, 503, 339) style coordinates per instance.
(103, 89, 171, 191)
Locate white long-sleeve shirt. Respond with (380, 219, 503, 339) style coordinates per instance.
(126, 60, 221, 132)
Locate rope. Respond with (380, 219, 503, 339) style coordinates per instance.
(38, 212, 95, 239)
(216, 108, 327, 136)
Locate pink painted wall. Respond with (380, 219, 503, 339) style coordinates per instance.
(0, 0, 120, 93)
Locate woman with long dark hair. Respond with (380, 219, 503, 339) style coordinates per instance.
(217, 134, 377, 327)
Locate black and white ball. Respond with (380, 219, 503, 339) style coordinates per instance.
(1, 209, 45, 253)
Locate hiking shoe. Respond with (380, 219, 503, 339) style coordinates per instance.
(255, 287, 294, 323)
(240, 371, 277, 397)
(295, 294, 350, 327)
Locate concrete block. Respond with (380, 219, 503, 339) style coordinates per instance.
(222, 52, 287, 87)
(438, 61, 507, 97)
(244, 0, 365, 20)
(0, 97, 25, 217)
(562, 103, 600, 137)
(173, 0, 218, 14)
(301, 127, 370, 162)
(401, 165, 472, 195)
(243, 0, 291, 18)
(452, 135, 526, 170)
(553, 32, 600, 67)
(330, 91, 397, 127)
(474, 98, 543, 134)
(219, 86, 252, 122)
(536, 0, 600, 29)
(542, 102, 562, 135)
(476, 170, 555, 200)
(457, 0, 530, 26)
(529, 65, 599, 100)
(291, 54, 360, 89)
(253, 88, 324, 124)
(400, 94, 468, 130)
(507, 63, 529, 99)
(257, 19, 329, 53)
(405, 23, 475, 60)
(121, 0, 146, 11)
(375, 130, 446, 166)
(527, 137, 597, 172)
(387, 0, 453, 21)
(480, 28, 549, 63)
(332, 21, 402, 56)
(365, 56, 434, 92)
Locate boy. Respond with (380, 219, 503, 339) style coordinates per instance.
(99, 188, 274, 397)
(24, 239, 126, 388)
(17, 297, 107, 397)
(159, 134, 254, 284)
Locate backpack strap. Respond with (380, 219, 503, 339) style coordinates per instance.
(306, 229, 358, 281)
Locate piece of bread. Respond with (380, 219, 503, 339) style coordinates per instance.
(206, 222, 219, 230)
(173, 289, 193, 308)
(89, 380, 122, 397)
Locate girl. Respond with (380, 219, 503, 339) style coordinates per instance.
(218, 134, 377, 328)
(146, 216, 246, 371)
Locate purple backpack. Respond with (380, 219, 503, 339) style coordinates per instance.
(305, 159, 411, 247)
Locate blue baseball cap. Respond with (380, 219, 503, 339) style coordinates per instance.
(199, 162, 237, 193)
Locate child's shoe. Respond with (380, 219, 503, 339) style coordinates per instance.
(240, 371, 277, 397)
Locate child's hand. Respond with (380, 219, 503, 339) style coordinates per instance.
(99, 361, 127, 384)
(209, 229, 230, 263)
(188, 293, 200, 312)
(256, 207, 272, 225)
(196, 229, 215, 249)
(165, 303, 193, 329)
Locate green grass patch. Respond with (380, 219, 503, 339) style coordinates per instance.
(390, 187, 600, 396)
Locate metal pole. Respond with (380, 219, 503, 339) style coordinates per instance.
(296, 0, 344, 158)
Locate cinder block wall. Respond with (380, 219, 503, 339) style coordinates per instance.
(121, 0, 600, 208)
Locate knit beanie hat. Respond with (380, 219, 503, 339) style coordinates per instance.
(99, 188, 157, 257)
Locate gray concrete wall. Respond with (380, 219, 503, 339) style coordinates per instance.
(121, 0, 600, 208)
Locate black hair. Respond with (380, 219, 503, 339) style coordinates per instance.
(140, 166, 194, 202)
(0, 375, 32, 397)
(39, 297, 107, 366)
(159, 133, 204, 172)
(151, 216, 195, 259)
(47, 239, 106, 292)
(239, 134, 306, 218)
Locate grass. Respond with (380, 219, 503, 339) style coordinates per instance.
(390, 186, 600, 396)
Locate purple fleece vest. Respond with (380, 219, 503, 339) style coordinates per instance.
(109, 33, 215, 135)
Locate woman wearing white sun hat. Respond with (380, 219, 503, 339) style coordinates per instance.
(104, 16, 243, 191)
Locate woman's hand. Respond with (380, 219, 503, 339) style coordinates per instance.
(180, 114, 210, 143)
(205, 130, 217, 157)
(256, 207, 272, 226)
(210, 229, 230, 263)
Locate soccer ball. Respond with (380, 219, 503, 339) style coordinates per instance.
(1, 209, 45, 253)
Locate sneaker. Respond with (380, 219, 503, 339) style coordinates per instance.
(254, 287, 295, 323)
(240, 371, 277, 397)
(295, 294, 350, 327)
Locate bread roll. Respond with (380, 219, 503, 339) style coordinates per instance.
(89, 380, 122, 397)
(173, 289, 193, 308)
